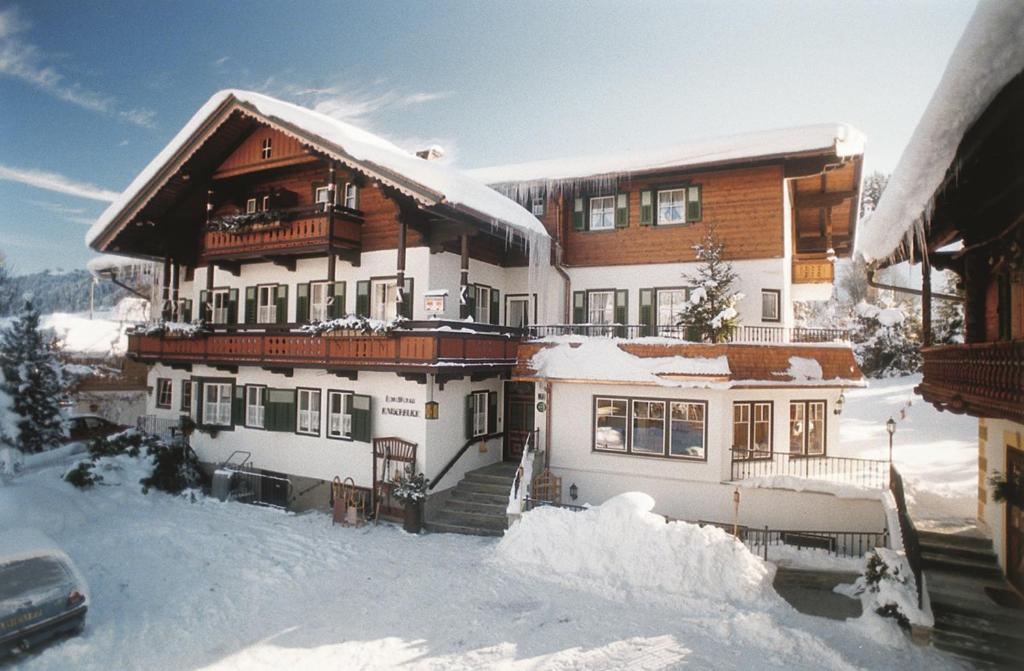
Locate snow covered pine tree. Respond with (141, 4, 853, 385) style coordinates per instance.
(0, 298, 67, 453)
(678, 224, 744, 343)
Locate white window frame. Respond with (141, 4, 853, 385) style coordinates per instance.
(261, 195, 271, 212)
(155, 378, 173, 409)
(327, 390, 353, 440)
(257, 285, 278, 324)
(261, 137, 272, 159)
(656, 288, 689, 333)
(471, 390, 488, 438)
(343, 182, 358, 209)
(594, 396, 628, 452)
(245, 385, 265, 429)
(202, 382, 232, 427)
(506, 295, 531, 328)
(314, 185, 334, 206)
(657, 188, 687, 225)
(589, 196, 615, 231)
(310, 281, 330, 323)
(245, 198, 257, 214)
(370, 278, 398, 321)
(587, 290, 614, 325)
(531, 193, 545, 216)
(210, 288, 230, 324)
(761, 289, 781, 322)
(475, 285, 491, 324)
(296, 388, 321, 436)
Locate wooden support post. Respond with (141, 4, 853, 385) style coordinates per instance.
(204, 263, 214, 322)
(459, 233, 470, 319)
(396, 219, 407, 316)
(171, 261, 180, 321)
(327, 162, 337, 283)
(161, 256, 172, 321)
(922, 253, 932, 347)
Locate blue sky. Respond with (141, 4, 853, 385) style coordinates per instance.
(0, 0, 976, 274)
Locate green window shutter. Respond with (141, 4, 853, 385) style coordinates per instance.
(639, 288, 654, 337)
(194, 380, 204, 422)
(276, 285, 288, 324)
(355, 280, 370, 317)
(615, 193, 629, 228)
(465, 394, 475, 439)
(640, 190, 654, 226)
(489, 288, 500, 325)
(244, 287, 256, 324)
(266, 388, 296, 432)
(199, 290, 208, 322)
(227, 289, 239, 324)
(351, 394, 371, 442)
(686, 185, 702, 222)
(232, 383, 244, 427)
(467, 284, 477, 320)
(399, 277, 414, 319)
(183, 299, 193, 323)
(572, 197, 585, 231)
(614, 289, 629, 336)
(572, 291, 586, 324)
(487, 391, 498, 434)
(330, 281, 346, 319)
(296, 283, 310, 323)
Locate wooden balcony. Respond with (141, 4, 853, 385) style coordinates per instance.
(918, 339, 1024, 424)
(127, 321, 522, 377)
(198, 205, 362, 264)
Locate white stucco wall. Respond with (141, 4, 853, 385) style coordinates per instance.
(979, 416, 1024, 572)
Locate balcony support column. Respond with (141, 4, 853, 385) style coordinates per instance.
(327, 162, 337, 284)
(204, 263, 214, 322)
(170, 261, 180, 322)
(921, 253, 932, 346)
(459, 233, 470, 319)
(396, 218, 407, 316)
(161, 255, 172, 321)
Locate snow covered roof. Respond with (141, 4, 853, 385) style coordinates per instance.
(86, 254, 159, 277)
(857, 0, 1024, 262)
(86, 89, 548, 250)
(467, 123, 865, 185)
(516, 338, 864, 388)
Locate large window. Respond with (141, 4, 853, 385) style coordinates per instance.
(371, 278, 398, 321)
(296, 388, 321, 436)
(210, 289, 231, 324)
(506, 295, 533, 328)
(594, 397, 627, 451)
(594, 396, 706, 460)
(589, 196, 615, 231)
(327, 391, 353, 440)
(790, 401, 826, 456)
(657, 288, 689, 334)
(656, 186, 701, 225)
(310, 281, 330, 323)
(733, 401, 772, 459)
(257, 285, 278, 324)
(202, 382, 233, 427)
(155, 378, 172, 409)
(761, 289, 781, 322)
(245, 385, 266, 429)
(588, 291, 614, 325)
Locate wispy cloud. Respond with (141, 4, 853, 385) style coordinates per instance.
(271, 81, 449, 123)
(0, 5, 156, 127)
(0, 163, 118, 202)
(26, 199, 98, 225)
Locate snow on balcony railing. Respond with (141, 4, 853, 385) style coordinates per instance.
(730, 450, 889, 490)
(527, 324, 851, 344)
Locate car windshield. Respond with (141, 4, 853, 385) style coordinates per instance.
(0, 556, 72, 604)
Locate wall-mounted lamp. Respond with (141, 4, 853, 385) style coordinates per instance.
(833, 391, 845, 415)
(886, 416, 897, 465)
(425, 374, 438, 420)
(569, 483, 578, 501)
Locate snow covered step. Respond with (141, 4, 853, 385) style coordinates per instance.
(918, 530, 994, 551)
(919, 538, 999, 563)
(933, 610, 1024, 648)
(463, 471, 519, 487)
(424, 513, 506, 537)
(452, 480, 511, 496)
(931, 628, 1021, 669)
(921, 552, 1003, 580)
(448, 488, 509, 505)
(444, 498, 508, 516)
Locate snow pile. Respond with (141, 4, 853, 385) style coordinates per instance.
(783, 356, 824, 382)
(858, 0, 1024, 261)
(840, 547, 932, 628)
(41, 313, 130, 357)
(497, 492, 774, 605)
(530, 337, 730, 385)
(855, 301, 904, 327)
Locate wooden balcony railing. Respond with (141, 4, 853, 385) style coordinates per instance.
(918, 339, 1024, 424)
(199, 205, 362, 262)
(127, 321, 522, 372)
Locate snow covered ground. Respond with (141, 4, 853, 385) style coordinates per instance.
(838, 374, 977, 531)
(0, 454, 961, 671)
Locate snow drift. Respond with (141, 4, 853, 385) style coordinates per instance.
(497, 492, 774, 605)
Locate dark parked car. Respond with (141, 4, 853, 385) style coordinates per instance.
(62, 414, 127, 443)
(1, 535, 88, 657)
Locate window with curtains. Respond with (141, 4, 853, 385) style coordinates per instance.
(257, 285, 278, 324)
(245, 385, 266, 429)
(210, 289, 230, 324)
(589, 196, 615, 230)
(310, 282, 330, 323)
(155, 378, 173, 409)
(202, 382, 232, 427)
(327, 391, 353, 439)
(475, 285, 491, 324)
(471, 390, 489, 437)
(790, 400, 826, 455)
(656, 288, 689, 334)
(761, 289, 781, 322)
(733, 401, 772, 459)
(296, 388, 321, 436)
(588, 291, 614, 324)
(371, 279, 398, 321)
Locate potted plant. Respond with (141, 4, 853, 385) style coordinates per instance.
(990, 470, 1024, 508)
(393, 466, 429, 533)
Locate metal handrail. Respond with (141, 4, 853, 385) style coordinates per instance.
(427, 431, 504, 491)
(729, 449, 890, 489)
(889, 465, 924, 608)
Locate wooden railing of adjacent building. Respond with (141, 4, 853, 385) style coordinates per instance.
(792, 258, 835, 284)
(917, 339, 1024, 424)
(199, 205, 362, 262)
(127, 321, 521, 372)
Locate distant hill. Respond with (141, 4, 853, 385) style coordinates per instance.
(2, 269, 138, 316)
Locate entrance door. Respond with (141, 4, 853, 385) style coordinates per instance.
(1007, 446, 1024, 594)
(504, 382, 535, 461)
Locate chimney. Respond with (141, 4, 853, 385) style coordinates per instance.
(415, 145, 445, 161)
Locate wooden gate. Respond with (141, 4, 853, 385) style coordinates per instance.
(372, 437, 418, 522)
(1007, 446, 1024, 594)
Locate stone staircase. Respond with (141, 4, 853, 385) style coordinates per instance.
(424, 462, 518, 537)
(920, 530, 1024, 669)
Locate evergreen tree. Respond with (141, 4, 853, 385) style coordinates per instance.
(852, 301, 922, 377)
(0, 298, 67, 453)
(860, 171, 890, 216)
(0, 252, 15, 316)
(933, 271, 965, 344)
(678, 225, 744, 343)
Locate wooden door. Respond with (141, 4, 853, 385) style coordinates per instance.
(504, 382, 535, 461)
(1007, 446, 1024, 594)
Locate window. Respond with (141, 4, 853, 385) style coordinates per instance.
(475, 285, 491, 324)
(589, 196, 615, 231)
(631, 400, 665, 455)
(790, 401, 826, 456)
(155, 378, 172, 409)
(257, 285, 278, 324)
(246, 198, 257, 214)
(246, 385, 266, 429)
(656, 288, 689, 334)
(761, 289, 781, 323)
(203, 382, 232, 427)
(670, 401, 705, 458)
(588, 291, 614, 325)
(296, 388, 321, 435)
(343, 182, 358, 209)
(261, 137, 272, 159)
(327, 391, 353, 439)
(594, 398, 628, 451)
(506, 295, 532, 328)
(656, 186, 701, 224)
(180, 380, 192, 412)
(314, 185, 334, 206)
(210, 288, 230, 324)
(531, 192, 545, 216)
(469, 390, 489, 437)
(310, 282, 330, 323)
(261, 195, 270, 212)
(733, 402, 772, 459)
(371, 278, 398, 321)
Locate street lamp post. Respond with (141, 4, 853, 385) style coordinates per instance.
(886, 417, 897, 466)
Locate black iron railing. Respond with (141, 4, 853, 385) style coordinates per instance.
(526, 324, 851, 344)
(730, 450, 889, 489)
(523, 497, 588, 512)
(889, 465, 924, 608)
(741, 526, 888, 560)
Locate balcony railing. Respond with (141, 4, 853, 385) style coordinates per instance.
(199, 205, 362, 261)
(730, 449, 890, 489)
(127, 320, 522, 372)
(527, 324, 851, 344)
(918, 339, 1024, 424)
